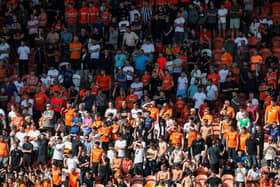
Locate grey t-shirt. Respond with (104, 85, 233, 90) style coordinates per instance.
(207, 8, 217, 24)
(207, 146, 221, 164)
(43, 110, 54, 128)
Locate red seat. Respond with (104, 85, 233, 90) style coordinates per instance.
(222, 174, 234, 187)
(248, 37, 258, 47)
(196, 174, 207, 187)
(214, 37, 224, 49)
(260, 48, 271, 61)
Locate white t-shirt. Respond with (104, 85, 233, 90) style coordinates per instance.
(206, 84, 218, 101)
(105, 108, 117, 116)
(141, 43, 155, 54)
(47, 69, 59, 85)
(129, 9, 140, 23)
(41, 76, 52, 88)
(218, 69, 229, 83)
(119, 20, 130, 32)
(123, 65, 134, 81)
(107, 149, 115, 164)
(17, 46, 30, 60)
(131, 108, 143, 119)
(115, 139, 127, 158)
(177, 76, 188, 90)
(13, 81, 24, 93)
(235, 167, 246, 182)
(15, 132, 27, 149)
(88, 44, 101, 59)
(234, 37, 248, 48)
(247, 169, 261, 180)
(28, 130, 40, 150)
(131, 82, 143, 99)
(193, 92, 206, 109)
(218, 8, 228, 23)
(134, 148, 144, 164)
(66, 157, 78, 172)
(0, 43, 10, 60)
(52, 143, 65, 160)
(8, 111, 16, 121)
(251, 98, 259, 106)
(174, 17, 185, 32)
(21, 99, 34, 115)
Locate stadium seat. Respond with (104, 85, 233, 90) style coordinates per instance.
(222, 174, 234, 187)
(260, 48, 271, 61)
(145, 175, 156, 184)
(132, 184, 144, 187)
(249, 48, 258, 57)
(213, 126, 220, 137)
(214, 37, 224, 49)
(196, 174, 207, 187)
(273, 48, 280, 60)
(95, 184, 105, 187)
(144, 184, 155, 187)
(248, 37, 258, 47)
(273, 36, 280, 48)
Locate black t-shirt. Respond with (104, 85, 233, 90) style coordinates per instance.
(11, 149, 23, 166)
(38, 139, 49, 157)
(79, 155, 90, 171)
(207, 177, 222, 187)
(84, 176, 94, 187)
(99, 157, 110, 174)
(22, 143, 33, 158)
(207, 146, 221, 164)
(72, 140, 83, 156)
(191, 139, 205, 156)
(246, 138, 259, 155)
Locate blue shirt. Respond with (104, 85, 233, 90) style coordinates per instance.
(135, 54, 149, 71)
(116, 73, 127, 90)
(188, 84, 198, 99)
(114, 54, 126, 68)
(144, 117, 154, 131)
(270, 126, 280, 143)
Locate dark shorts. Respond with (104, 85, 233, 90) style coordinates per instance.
(210, 163, 219, 173)
(53, 159, 63, 168)
(207, 23, 217, 30)
(92, 162, 99, 175)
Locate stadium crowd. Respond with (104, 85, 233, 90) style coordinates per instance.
(1, 0, 280, 186)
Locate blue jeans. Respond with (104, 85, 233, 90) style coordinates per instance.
(145, 160, 156, 176)
(248, 155, 257, 168)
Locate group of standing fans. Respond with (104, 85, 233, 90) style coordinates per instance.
(1, 0, 280, 186)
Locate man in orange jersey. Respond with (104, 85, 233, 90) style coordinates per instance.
(0, 135, 9, 167)
(265, 99, 280, 125)
(162, 69, 174, 97)
(88, 2, 99, 28)
(259, 81, 270, 108)
(220, 48, 233, 67)
(78, 2, 89, 29)
(69, 35, 82, 69)
(169, 126, 185, 149)
(126, 89, 138, 109)
(33, 87, 49, 122)
(250, 50, 263, 76)
(226, 126, 239, 159)
(239, 127, 249, 152)
(98, 122, 111, 151)
(62, 102, 75, 134)
(220, 100, 235, 119)
(90, 141, 104, 177)
(65, 3, 77, 33)
(265, 67, 277, 89)
(68, 168, 80, 187)
(51, 165, 62, 187)
(96, 70, 111, 97)
(143, 101, 159, 122)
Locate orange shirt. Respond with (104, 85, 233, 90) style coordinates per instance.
(142, 75, 151, 87)
(202, 114, 214, 123)
(79, 8, 89, 24)
(63, 108, 75, 126)
(0, 141, 8, 157)
(207, 73, 220, 86)
(221, 123, 230, 139)
(111, 123, 120, 140)
(146, 107, 159, 121)
(227, 131, 238, 148)
(91, 120, 103, 129)
(91, 147, 104, 163)
(181, 108, 189, 120)
(250, 55, 263, 71)
(260, 178, 273, 187)
(162, 76, 174, 91)
(157, 57, 167, 69)
(68, 173, 80, 187)
(126, 94, 138, 109)
(226, 106, 235, 118)
(160, 108, 173, 119)
(51, 97, 63, 112)
(98, 127, 111, 142)
(170, 131, 184, 146)
(91, 86, 99, 96)
(52, 169, 62, 185)
(188, 131, 197, 147)
(79, 89, 88, 98)
(88, 7, 99, 23)
(265, 105, 280, 124)
(239, 133, 249, 151)
(259, 85, 269, 101)
(50, 85, 62, 93)
(176, 100, 185, 113)
(12, 116, 24, 129)
(65, 8, 78, 24)
(116, 96, 125, 111)
(221, 52, 232, 67)
(265, 96, 273, 107)
(265, 72, 277, 89)
(97, 75, 111, 91)
(70, 42, 82, 59)
(34, 92, 48, 111)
